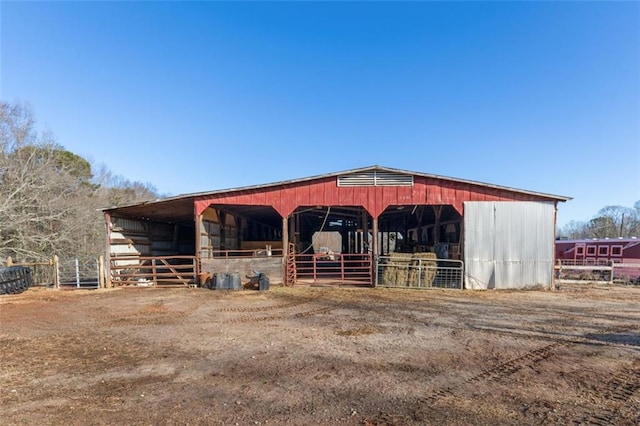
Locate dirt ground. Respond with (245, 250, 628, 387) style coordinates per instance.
(1, 283, 639, 426)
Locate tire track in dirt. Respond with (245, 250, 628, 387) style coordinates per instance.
(222, 306, 333, 324)
(571, 368, 640, 426)
(421, 342, 567, 404)
(465, 323, 640, 350)
(206, 295, 319, 314)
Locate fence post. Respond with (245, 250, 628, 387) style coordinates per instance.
(75, 258, 80, 288)
(6, 257, 13, 266)
(152, 258, 157, 286)
(609, 260, 615, 285)
(98, 255, 105, 288)
(53, 255, 60, 289)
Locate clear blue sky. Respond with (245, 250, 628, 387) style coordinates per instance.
(2, 1, 639, 228)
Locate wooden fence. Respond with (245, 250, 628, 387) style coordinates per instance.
(109, 255, 198, 287)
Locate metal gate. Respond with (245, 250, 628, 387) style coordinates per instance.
(375, 257, 464, 289)
(57, 257, 102, 289)
(288, 253, 373, 286)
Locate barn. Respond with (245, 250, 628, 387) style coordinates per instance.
(102, 165, 570, 290)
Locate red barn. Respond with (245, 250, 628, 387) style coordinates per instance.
(102, 165, 570, 290)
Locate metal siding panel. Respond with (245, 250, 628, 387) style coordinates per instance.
(343, 186, 355, 206)
(324, 181, 334, 205)
(466, 201, 555, 290)
(398, 186, 413, 204)
(412, 180, 428, 204)
(303, 184, 313, 206)
(427, 182, 443, 204)
(464, 202, 496, 289)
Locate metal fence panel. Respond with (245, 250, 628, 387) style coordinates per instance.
(58, 258, 101, 289)
(375, 257, 463, 289)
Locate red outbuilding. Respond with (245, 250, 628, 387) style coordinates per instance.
(102, 165, 570, 290)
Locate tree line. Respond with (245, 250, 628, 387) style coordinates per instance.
(557, 202, 640, 240)
(1, 101, 157, 264)
(1, 101, 638, 263)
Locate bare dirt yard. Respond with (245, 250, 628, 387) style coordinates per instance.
(1, 283, 639, 426)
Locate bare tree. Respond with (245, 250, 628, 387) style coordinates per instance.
(592, 205, 638, 237)
(557, 220, 589, 239)
(559, 202, 640, 239)
(0, 102, 98, 262)
(0, 101, 159, 265)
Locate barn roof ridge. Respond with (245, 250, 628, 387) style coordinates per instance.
(101, 164, 571, 211)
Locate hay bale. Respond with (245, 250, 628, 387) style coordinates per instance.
(412, 252, 437, 287)
(382, 263, 396, 285)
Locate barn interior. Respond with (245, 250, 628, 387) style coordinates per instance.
(107, 200, 463, 260)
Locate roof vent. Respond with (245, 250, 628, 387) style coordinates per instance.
(337, 171, 413, 187)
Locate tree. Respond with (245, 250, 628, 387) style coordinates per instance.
(591, 205, 638, 238)
(0, 101, 158, 264)
(558, 201, 640, 239)
(0, 102, 97, 261)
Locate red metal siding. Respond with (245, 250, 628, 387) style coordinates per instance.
(195, 175, 558, 218)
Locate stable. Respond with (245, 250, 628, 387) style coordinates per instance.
(102, 165, 570, 290)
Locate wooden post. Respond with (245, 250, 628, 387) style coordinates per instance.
(282, 216, 289, 258)
(152, 258, 158, 286)
(372, 216, 379, 288)
(362, 210, 369, 254)
(372, 216, 379, 258)
(415, 206, 424, 249)
(282, 215, 289, 285)
(6, 257, 13, 266)
(98, 255, 105, 288)
(433, 205, 442, 244)
(105, 212, 112, 288)
(195, 213, 203, 277)
(609, 260, 615, 285)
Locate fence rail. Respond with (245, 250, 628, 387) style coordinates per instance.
(555, 260, 640, 285)
(110, 255, 197, 287)
(202, 248, 284, 259)
(291, 253, 373, 286)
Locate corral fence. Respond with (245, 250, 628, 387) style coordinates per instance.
(4, 255, 105, 290)
(57, 257, 103, 289)
(375, 255, 464, 289)
(109, 255, 197, 287)
(555, 260, 640, 285)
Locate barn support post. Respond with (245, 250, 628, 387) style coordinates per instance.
(433, 205, 443, 244)
(104, 212, 112, 288)
(362, 210, 369, 253)
(416, 206, 424, 248)
(282, 216, 289, 258)
(195, 212, 203, 278)
(372, 216, 379, 258)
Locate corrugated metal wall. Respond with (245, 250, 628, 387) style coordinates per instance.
(464, 201, 555, 289)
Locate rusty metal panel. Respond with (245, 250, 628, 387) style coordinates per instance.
(464, 201, 555, 290)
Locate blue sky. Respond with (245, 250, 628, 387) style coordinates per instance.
(2, 1, 639, 228)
